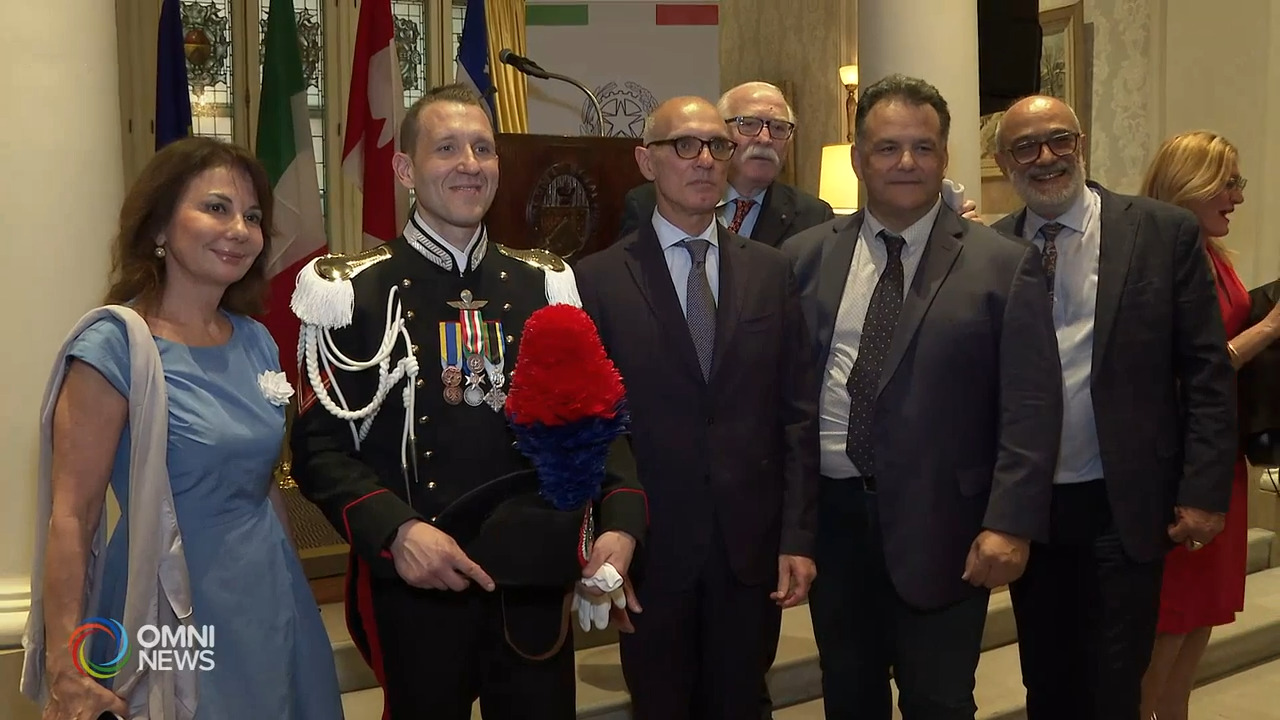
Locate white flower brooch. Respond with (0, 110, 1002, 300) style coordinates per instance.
(258, 371, 295, 407)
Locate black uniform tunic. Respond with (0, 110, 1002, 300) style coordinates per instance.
(290, 231, 647, 719)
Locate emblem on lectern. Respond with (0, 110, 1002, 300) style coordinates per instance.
(525, 163, 598, 259)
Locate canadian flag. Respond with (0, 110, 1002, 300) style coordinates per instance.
(343, 0, 409, 248)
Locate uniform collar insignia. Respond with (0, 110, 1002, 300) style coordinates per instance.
(403, 212, 488, 275)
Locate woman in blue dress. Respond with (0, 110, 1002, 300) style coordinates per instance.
(35, 137, 343, 720)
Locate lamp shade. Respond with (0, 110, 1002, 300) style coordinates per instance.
(839, 64, 859, 87)
(819, 144, 859, 214)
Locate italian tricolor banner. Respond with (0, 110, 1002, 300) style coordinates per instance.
(524, 2, 719, 137)
(256, 0, 327, 384)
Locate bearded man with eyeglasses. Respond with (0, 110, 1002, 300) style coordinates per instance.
(992, 95, 1236, 720)
(618, 82, 835, 247)
(574, 95, 820, 720)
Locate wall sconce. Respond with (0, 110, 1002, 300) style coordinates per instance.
(840, 64, 859, 143)
(819, 143, 859, 214)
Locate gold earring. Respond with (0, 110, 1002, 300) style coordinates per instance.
(154, 246, 166, 258)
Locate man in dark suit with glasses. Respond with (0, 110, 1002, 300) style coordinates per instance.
(575, 95, 820, 720)
(619, 82, 835, 248)
(991, 95, 1235, 720)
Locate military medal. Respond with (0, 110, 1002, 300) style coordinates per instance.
(441, 366, 462, 387)
(482, 320, 508, 411)
(446, 290, 494, 408)
(438, 322, 465, 404)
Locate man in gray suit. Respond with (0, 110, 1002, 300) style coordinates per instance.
(619, 81, 835, 246)
(782, 74, 1064, 719)
(992, 95, 1235, 720)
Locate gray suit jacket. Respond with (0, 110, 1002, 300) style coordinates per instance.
(994, 182, 1236, 562)
(784, 207, 1063, 609)
(618, 181, 835, 247)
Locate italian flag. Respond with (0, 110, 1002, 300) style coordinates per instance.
(256, 0, 327, 384)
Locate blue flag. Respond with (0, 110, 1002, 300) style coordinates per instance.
(156, 0, 193, 150)
(455, 0, 497, 123)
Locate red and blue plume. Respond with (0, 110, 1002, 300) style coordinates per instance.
(505, 304, 629, 511)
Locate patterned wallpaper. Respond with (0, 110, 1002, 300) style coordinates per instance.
(1081, 0, 1158, 194)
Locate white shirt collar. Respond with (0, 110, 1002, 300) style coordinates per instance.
(1025, 187, 1093, 239)
(403, 210, 488, 275)
(862, 197, 943, 252)
(652, 208, 718, 250)
(723, 183, 769, 207)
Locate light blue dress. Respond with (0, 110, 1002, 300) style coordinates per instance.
(70, 312, 343, 720)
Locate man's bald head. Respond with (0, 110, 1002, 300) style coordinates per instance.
(716, 82, 795, 123)
(994, 95, 1087, 219)
(995, 95, 1081, 149)
(636, 96, 732, 234)
(642, 96, 722, 144)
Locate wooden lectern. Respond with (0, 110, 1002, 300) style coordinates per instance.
(486, 133, 646, 260)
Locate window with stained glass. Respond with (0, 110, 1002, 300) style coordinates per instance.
(118, 0, 458, 248)
(182, 0, 235, 142)
(451, 0, 467, 66)
(393, 1, 429, 107)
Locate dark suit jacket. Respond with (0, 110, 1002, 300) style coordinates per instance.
(575, 223, 820, 594)
(784, 207, 1063, 610)
(993, 182, 1236, 563)
(618, 181, 835, 247)
(1240, 281, 1280, 466)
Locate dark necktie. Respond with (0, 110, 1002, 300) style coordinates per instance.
(845, 230, 907, 476)
(1039, 222, 1063, 305)
(726, 198, 756, 234)
(682, 238, 716, 380)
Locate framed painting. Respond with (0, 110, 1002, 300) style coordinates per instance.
(980, 2, 1087, 177)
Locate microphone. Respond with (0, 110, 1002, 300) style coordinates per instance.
(497, 48, 606, 138)
(498, 49, 549, 80)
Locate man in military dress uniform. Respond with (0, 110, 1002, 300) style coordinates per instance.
(289, 84, 648, 719)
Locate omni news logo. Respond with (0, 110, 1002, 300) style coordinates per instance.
(70, 617, 216, 676)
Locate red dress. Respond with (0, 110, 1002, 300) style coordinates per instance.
(1156, 247, 1251, 634)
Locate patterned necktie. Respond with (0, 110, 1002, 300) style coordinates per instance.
(1039, 222, 1063, 305)
(681, 238, 717, 380)
(726, 198, 757, 234)
(845, 230, 907, 476)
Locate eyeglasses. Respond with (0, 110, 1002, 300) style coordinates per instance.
(1004, 132, 1082, 165)
(646, 136, 738, 161)
(1225, 175, 1248, 191)
(726, 116, 796, 140)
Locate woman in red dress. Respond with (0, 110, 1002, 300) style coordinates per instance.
(1139, 131, 1279, 720)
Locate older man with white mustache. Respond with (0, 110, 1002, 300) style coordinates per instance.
(619, 82, 835, 250)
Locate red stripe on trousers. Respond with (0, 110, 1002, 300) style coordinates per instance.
(349, 556, 391, 719)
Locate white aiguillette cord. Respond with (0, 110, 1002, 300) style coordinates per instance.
(300, 285, 421, 497)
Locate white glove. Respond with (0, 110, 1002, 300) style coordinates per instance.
(570, 562, 625, 632)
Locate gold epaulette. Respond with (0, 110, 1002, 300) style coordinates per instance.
(292, 244, 394, 329)
(311, 244, 394, 282)
(496, 244, 567, 273)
